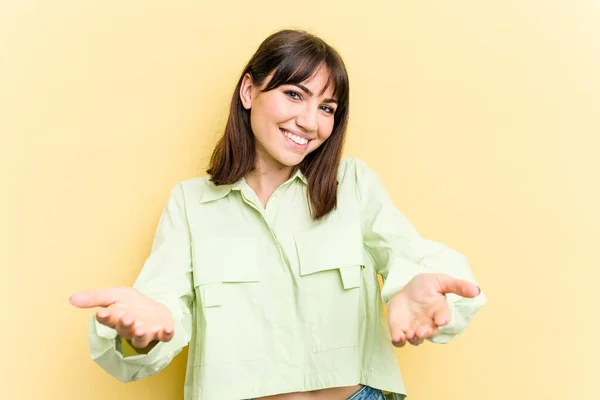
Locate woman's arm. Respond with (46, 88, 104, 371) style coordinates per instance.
(73, 182, 195, 382)
(354, 159, 487, 344)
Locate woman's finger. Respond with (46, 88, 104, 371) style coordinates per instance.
(416, 325, 431, 339)
(436, 275, 480, 298)
(116, 314, 135, 339)
(408, 337, 424, 346)
(157, 326, 174, 342)
(388, 313, 409, 345)
(392, 330, 406, 347)
(69, 289, 118, 309)
(432, 303, 452, 327)
(96, 308, 110, 320)
(130, 326, 150, 349)
(95, 308, 124, 329)
(131, 325, 161, 349)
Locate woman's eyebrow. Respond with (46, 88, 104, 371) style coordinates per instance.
(292, 83, 313, 96)
(292, 83, 338, 104)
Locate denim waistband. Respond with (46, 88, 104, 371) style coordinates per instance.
(246, 385, 385, 400)
(347, 385, 386, 400)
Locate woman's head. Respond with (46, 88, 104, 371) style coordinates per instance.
(208, 29, 350, 219)
(240, 62, 337, 169)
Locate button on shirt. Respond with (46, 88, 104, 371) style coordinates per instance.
(87, 158, 486, 400)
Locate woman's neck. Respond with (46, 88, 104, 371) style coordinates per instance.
(244, 154, 294, 208)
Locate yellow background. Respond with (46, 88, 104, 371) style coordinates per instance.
(2, 1, 598, 399)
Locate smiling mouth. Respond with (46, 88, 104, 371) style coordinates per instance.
(280, 128, 310, 146)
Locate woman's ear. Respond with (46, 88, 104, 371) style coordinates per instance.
(239, 73, 254, 110)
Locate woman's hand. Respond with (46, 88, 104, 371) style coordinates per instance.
(387, 273, 481, 347)
(69, 287, 175, 350)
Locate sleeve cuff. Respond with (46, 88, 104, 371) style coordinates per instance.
(428, 289, 487, 343)
(380, 257, 424, 305)
(89, 315, 188, 367)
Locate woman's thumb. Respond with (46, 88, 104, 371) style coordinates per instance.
(69, 288, 118, 309)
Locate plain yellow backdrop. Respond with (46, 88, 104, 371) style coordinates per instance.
(2, 1, 598, 399)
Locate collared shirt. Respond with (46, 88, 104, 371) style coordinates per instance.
(87, 158, 486, 400)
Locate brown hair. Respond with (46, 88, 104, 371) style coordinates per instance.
(207, 29, 350, 220)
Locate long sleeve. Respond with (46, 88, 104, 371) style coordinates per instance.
(355, 159, 486, 344)
(88, 182, 195, 381)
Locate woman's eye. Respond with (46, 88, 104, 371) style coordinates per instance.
(285, 91, 301, 100)
(320, 105, 335, 114)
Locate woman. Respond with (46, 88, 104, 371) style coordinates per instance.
(70, 29, 486, 400)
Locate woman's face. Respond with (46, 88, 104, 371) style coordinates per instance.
(240, 67, 338, 169)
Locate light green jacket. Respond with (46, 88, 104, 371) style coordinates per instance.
(87, 158, 486, 399)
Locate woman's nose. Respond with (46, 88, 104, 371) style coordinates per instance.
(295, 105, 318, 133)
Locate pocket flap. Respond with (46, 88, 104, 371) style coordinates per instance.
(339, 265, 362, 289)
(200, 282, 222, 307)
(294, 219, 364, 276)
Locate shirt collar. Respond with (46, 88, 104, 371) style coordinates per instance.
(199, 180, 232, 203)
(199, 168, 307, 204)
(291, 167, 308, 185)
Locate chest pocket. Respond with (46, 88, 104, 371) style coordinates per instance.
(294, 219, 365, 353)
(192, 237, 265, 366)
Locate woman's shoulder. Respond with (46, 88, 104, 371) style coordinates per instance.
(169, 175, 213, 202)
(338, 157, 378, 186)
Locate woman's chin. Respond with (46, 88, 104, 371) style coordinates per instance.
(286, 155, 310, 167)
(273, 150, 307, 167)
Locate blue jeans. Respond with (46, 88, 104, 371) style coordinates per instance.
(247, 386, 385, 400)
(347, 385, 386, 400)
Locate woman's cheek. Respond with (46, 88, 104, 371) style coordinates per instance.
(319, 123, 335, 140)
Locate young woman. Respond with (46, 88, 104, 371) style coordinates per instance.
(70, 29, 486, 400)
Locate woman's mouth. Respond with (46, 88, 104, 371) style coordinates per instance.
(280, 128, 310, 149)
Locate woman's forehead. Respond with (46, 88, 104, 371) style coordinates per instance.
(270, 66, 336, 99)
(297, 67, 334, 93)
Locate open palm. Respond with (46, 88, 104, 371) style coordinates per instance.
(70, 287, 174, 350)
(387, 273, 480, 347)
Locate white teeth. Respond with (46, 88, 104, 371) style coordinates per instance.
(281, 129, 308, 145)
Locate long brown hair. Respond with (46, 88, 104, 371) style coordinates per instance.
(207, 29, 350, 220)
